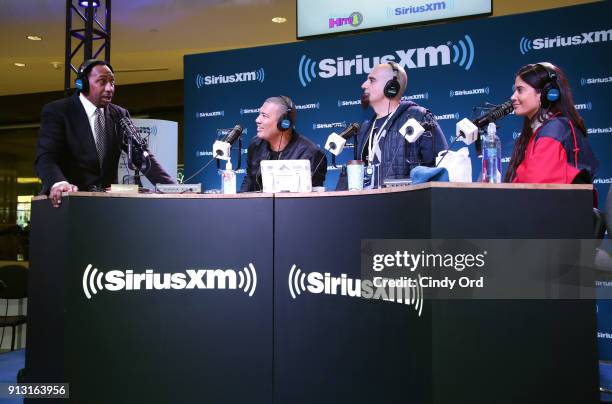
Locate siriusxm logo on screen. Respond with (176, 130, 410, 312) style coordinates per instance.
(297, 34, 475, 87)
(519, 28, 612, 54)
(195, 68, 265, 88)
(387, 1, 447, 17)
(288, 265, 424, 316)
(82, 263, 257, 300)
(449, 86, 490, 97)
(402, 92, 429, 101)
(329, 11, 363, 29)
(435, 112, 460, 121)
(337, 99, 361, 107)
(581, 76, 612, 86)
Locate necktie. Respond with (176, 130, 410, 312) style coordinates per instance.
(93, 108, 107, 167)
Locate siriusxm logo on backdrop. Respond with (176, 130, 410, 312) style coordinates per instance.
(449, 86, 489, 97)
(313, 121, 347, 130)
(581, 76, 612, 86)
(435, 112, 460, 121)
(588, 127, 612, 135)
(512, 131, 521, 140)
(329, 11, 363, 29)
(240, 107, 260, 115)
(387, 1, 447, 17)
(295, 102, 320, 110)
(196, 110, 224, 118)
(297, 34, 475, 87)
(594, 177, 612, 184)
(519, 28, 612, 54)
(82, 263, 258, 300)
(337, 99, 361, 107)
(402, 92, 429, 101)
(574, 102, 593, 111)
(195, 68, 265, 88)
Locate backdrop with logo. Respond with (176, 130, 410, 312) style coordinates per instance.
(184, 1, 612, 356)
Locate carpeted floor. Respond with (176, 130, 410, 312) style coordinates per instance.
(0, 349, 24, 403)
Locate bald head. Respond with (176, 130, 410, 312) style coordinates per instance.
(361, 62, 408, 115)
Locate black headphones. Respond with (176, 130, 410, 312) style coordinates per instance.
(277, 95, 295, 131)
(75, 59, 114, 94)
(383, 62, 401, 99)
(535, 63, 560, 107)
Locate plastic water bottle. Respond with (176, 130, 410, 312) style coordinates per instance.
(481, 123, 502, 183)
(221, 160, 236, 194)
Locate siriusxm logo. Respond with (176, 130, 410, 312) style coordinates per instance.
(288, 265, 424, 316)
(337, 99, 361, 107)
(196, 150, 214, 157)
(449, 87, 489, 97)
(402, 92, 429, 101)
(313, 121, 347, 130)
(82, 263, 257, 300)
(581, 76, 612, 86)
(435, 112, 459, 121)
(297, 34, 475, 87)
(329, 11, 363, 29)
(575, 102, 593, 111)
(588, 127, 612, 135)
(240, 107, 260, 115)
(137, 125, 157, 137)
(387, 1, 447, 17)
(594, 178, 612, 184)
(519, 28, 612, 54)
(195, 68, 265, 88)
(295, 102, 320, 110)
(512, 131, 521, 140)
(196, 110, 224, 119)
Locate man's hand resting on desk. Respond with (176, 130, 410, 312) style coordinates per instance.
(49, 181, 79, 208)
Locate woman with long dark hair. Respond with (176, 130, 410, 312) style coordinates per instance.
(505, 62, 598, 184)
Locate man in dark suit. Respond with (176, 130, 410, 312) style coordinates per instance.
(35, 60, 174, 207)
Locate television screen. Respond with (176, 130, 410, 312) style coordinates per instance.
(297, 0, 492, 39)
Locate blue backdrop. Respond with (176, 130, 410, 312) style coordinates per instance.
(184, 1, 612, 357)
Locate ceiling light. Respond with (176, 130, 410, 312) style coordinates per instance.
(272, 17, 287, 23)
(13, 63, 26, 67)
(79, 1, 99, 7)
(27, 35, 42, 41)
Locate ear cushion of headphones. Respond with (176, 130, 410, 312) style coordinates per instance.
(278, 114, 292, 131)
(384, 78, 400, 98)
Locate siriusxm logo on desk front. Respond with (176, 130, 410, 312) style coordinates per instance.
(519, 28, 612, 54)
(81, 263, 257, 300)
(297, 34, 475, 87)
(195, 68, 265, 88)
(288, 265, 424, 317)
(449, 86, 489, 97)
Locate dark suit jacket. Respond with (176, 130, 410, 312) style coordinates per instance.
(35, 94, 174, 194)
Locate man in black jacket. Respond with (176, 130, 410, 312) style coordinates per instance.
(240, 96, 327, 192)
(35, 60, 174, 207)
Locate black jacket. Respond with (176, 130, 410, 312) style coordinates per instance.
(35, 94, 174, 193)
(240, 131, 327, 192)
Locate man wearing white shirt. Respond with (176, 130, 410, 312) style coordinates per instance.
(35, 60, 173, 207)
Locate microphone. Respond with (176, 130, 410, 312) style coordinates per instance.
(324, 123, 360, 156)
(119, 117, 151, 173)
(456, 100, 513, 145)
(213, 124, 243, 160)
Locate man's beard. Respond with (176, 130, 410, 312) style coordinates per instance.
(360, 92, 370, 110)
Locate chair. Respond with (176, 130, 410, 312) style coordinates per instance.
(0, 265, 27, 351)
